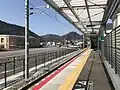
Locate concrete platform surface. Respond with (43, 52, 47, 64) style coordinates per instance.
(30, 49, 91, 90)
(29, 49, 114, 90)
(73, 50, 115, 90)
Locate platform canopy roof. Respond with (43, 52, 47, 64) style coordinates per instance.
(44, 0, 110, 34)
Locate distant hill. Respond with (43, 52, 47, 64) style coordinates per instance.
(0, 20, 39, 37)
(62, 32, 82, 40)
(0, 20, 82, 42)
(41, 32, 82, 42)
(42, 34, 62, 42)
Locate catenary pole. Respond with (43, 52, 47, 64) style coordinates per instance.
(25, 0, 29, 79)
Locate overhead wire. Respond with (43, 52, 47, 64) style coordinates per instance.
(85, 11, 104, 20)
(87, 0, 106, 10)
(29, 1, 77, 31)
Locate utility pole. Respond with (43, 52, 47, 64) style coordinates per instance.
(25, 0, 29, 79)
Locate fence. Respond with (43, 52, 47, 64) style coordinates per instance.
(0, 48, 78, 89)
(104, 25, 120, 77)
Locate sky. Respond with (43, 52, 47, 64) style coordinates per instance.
(0, 0, 82, 36)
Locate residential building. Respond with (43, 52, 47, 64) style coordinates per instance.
(0, 35, 40, 50)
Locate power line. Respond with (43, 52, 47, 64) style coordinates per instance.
(29, 2, 77, 31)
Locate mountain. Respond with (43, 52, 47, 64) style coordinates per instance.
(62, 32, 82, 40)
(0, 20, 39, 37)
(0, 20, 82, 41)
(41, 32, 82, 42)
(42, 34, 62, 42)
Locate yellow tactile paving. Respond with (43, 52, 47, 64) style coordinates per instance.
(58, 49, 92, 90)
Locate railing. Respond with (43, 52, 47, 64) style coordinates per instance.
(0, 48, 78, 89)
(104, 25, 120, 77)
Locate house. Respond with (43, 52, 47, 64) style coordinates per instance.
(0, 35, 40, 50)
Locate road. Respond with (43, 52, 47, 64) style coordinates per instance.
(0, 47, 69, 58)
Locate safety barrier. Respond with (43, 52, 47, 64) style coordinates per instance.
(104, 25, 120, 77)
(0, 48, 78, 89)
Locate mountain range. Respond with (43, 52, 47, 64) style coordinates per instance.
(0, 20, 39, 37)
(41, 32, 83, 42)
(0, 20, 82, 42)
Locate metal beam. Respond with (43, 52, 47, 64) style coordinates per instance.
(80, 28, 100, 30)
(44, 0, 84, 33)
(81, 21, 103, 25)
(60, 4, 106, 10)
(62, 0, 87, 31)
(44, 0, 72, 24)
(84, 0, 93, 31)
(103, 0, 120, 23)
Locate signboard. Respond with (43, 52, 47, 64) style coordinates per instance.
(73, 80, 87, 90)
(73, 80, 93, 90)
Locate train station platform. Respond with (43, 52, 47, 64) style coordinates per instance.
(29, 49, 114, 90)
